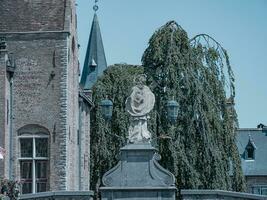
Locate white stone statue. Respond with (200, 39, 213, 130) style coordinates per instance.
(125, 75, 155, 143)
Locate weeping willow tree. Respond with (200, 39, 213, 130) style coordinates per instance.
(142, 21, 244, 191)
(90, 21, 245, 197)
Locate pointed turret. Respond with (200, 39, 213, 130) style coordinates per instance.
(80, 13, 107, 90)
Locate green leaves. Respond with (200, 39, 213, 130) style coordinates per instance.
(0, 179, 20, 200)
(90, 64, 143, 195)
(142, 21, 245, 192)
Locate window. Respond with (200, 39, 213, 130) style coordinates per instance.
(244, 136, 256, 160)
(19, 133, 49, 194)
(72, 36, 75, 53)
(246, 146, 254, 159)
(252, 185, 267, 195)
(245, 142, 256, 160)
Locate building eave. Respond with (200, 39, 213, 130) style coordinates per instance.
(79, 90, 94, 107)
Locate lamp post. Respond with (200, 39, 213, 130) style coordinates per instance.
(166, 99, 179, 124)
(99, 97, 179, 124)
(99, 98, 113, 120)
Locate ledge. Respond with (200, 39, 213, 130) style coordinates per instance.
(181, 189, 267, 199)
(19, 191, 94, 200)
(0, 31, 70, 35)
(121, 143, 156, 151)
(100, 186, 177, 191)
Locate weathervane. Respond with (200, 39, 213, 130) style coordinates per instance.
(93, 0, 99, 12)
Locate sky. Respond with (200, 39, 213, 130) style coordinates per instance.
(76, 0, 267, 128)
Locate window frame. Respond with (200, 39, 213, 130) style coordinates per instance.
(18, 133, 49, 194)
(251, 185, 267, 195)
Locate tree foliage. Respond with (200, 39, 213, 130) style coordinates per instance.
(90, 64, 144, 196)
(0, 179, 20, 200)
(90, 21, 245, 197)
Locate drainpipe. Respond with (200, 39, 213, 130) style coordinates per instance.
(9, 76, 13, 180)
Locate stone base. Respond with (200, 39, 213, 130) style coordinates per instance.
(100, 143, 176, 200)
(101, 187, 176, 200)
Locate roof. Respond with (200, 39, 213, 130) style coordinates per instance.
(236, 128, 267, 176)
(79, 90, 94, 107)
(0, 0, 66, 32)
(80, 14, 107, 90)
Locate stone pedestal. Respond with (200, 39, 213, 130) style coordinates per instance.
(100, 143, 176, 200)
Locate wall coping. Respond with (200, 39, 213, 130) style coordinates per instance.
(181, 189, 267, 200)
(19, 191, 94, 199)
(100, 186, 177, 191)
(0, 31, 70, 35)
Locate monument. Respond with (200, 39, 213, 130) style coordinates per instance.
(100, 75, 177, 200)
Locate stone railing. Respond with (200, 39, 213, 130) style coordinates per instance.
(181, 189, 267, 200)
(18, 191, 93, 200)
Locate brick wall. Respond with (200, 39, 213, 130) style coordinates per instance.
(0, 0, 91, 192)
(79, 100, 90, 190)
(0, 32, 70, 190)
(0, 0, 66, 32)
(64, 0, 84, 191)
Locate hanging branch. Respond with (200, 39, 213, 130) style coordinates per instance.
(190, 34, 235, 98)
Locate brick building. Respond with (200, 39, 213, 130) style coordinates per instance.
(0, 0, 106, 195)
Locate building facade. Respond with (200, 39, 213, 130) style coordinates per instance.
(0, 0, 96, 194)
(237, 125, 267, 195)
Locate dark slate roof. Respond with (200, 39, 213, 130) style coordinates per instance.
(236, 128, 267, 176)
(0, 0, 66, 32)
(80, 14, 107, 90)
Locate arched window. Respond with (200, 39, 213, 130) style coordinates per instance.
(18, 125, 49, 194)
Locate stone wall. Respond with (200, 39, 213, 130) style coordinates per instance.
(181, 189, 267, 200)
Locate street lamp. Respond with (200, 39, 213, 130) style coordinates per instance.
(166, 99, 179, 124)
(100, 98, 113, 120)
(99, 95, 178, 124)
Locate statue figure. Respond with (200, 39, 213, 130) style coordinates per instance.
(125, 75, 155, 143)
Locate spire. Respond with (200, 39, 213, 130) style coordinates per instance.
(80, 3, 107, 90)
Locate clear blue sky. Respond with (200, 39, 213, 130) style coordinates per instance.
(76, 0, 267, 128)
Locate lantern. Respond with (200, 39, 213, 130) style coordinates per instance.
(166, 100, 179, 123)
(100, 98, 113, 120)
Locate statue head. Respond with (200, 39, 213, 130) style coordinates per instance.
(133, 74, 146, 89)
